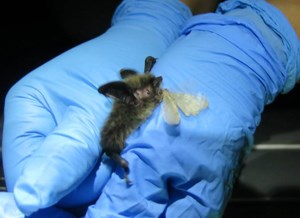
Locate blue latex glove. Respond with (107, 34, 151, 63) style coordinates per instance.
(2, 0, 191, 217)
(0, 192, 24, 218)
(85, 0, 300, 217)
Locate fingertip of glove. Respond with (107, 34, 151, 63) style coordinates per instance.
(0, 192, 25, 218)
(14, 183, 41, 216)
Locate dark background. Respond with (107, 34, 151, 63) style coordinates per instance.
(0, 0, 121, 113)
(1, 1, 300, 217)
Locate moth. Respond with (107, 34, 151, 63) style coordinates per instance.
(98, 56, 208, 184)
(162, 89, 208, 125)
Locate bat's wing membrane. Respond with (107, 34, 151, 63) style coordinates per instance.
(98, 81, 135, 104)
(144, 56, 156, 73)
(120, 69, 138, 79)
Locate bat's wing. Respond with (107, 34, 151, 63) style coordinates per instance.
(144, 56, 156, 73)
(169, 92, 208, 116)
(120, 69, 138, 79)
(162, 89, 180, 125)
(98, 81, 135, 104)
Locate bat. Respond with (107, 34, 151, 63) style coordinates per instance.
(98, 56, 163, 184)
(98, 56, 208, 184)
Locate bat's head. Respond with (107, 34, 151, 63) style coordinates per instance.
(133, 75, 163, 104)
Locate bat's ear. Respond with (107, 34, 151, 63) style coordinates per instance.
(120, 69, 138, 79)
(144, 56, 157, 73)
(153, 76, 162, 87)
(98, 81, 134, 103)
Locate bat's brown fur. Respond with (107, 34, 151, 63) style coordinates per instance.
(99, 57, 162, 184)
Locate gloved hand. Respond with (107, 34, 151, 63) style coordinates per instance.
(0, 192, 24, 218)
(1, 0, 191, 217)
(85, 0, 300, 217)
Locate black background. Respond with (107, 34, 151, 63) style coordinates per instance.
(0, 0, 121, 113)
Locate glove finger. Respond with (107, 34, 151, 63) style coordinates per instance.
(3, 85, 58, 191)
(0, 192, 24, 218)
(4, 102, 108, 215)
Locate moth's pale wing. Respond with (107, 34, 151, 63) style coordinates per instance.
(170, 92, 208, 116)
(162, 89, 180, 125)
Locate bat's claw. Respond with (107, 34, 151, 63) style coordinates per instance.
(124, 174, 133, 186)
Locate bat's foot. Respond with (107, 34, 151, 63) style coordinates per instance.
(124, 174, 133, 186)
(107, 152, 132, 186)
(123, 165, 133, 186)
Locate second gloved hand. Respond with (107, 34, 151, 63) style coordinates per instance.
(85, 1, 299, 217)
